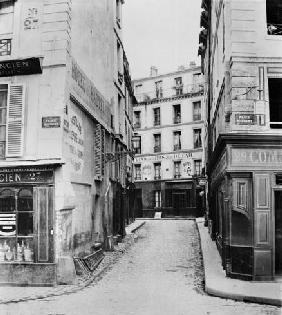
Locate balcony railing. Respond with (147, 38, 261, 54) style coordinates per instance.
(174, 174, 181, 179)
(134, 122, 141, 129)
(173, 144, 181, 151)
(193, 114, 201, 121)
(154, 145, 161, 153)
(267, 23, 282, 35)
(154, 175, 161, 180)
(154, 120, 160, 126)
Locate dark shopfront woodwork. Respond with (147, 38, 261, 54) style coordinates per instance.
(275, 191, 282, 275)
(0, 168, 54, 264)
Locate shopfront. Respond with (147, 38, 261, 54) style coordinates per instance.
(209, 135, 282, 281)
(0, 166, 56, 286)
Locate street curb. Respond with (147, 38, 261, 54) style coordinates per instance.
(196, 220, 282, 307)
(0, 222, 145, 305)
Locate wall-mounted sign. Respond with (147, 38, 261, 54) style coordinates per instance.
(0, 57, 42, 77)
(135, 152, 193, 163)
(235, 114, 256, 125)
(0, 170, 53, 184)
(42, 116, 61, 128)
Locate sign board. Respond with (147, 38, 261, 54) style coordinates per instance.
(134, 152, 193, 163)
(235, 114, 256, 125)
(0, 169, 53, 184)
(42, 116, 61, 128)
(0, 57, 42, 77)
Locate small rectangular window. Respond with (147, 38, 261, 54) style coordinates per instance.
(134, 111, 141, 128)
(193, 129, 202, 149)
(174, 161, 181, 178)
(193, 101, 201, 121)
(155, 81, 163, 98)
(174, 77, 183, 95)
(266, 0, 282, 35)
(173, 105, 181, 124)
(154, 163, 161, 180)
(153, 107, 160, 126)
(134, 164, 141, 180)
(173, 131, 181, 151)
(154, 134, 161, 153)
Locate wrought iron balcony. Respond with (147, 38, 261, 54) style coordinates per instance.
(134, 122, 141, 129)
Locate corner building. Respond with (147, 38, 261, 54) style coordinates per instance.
(0, 0, 134, 285)
(133, 65, 205, 218)
(200, 0, 282, 280)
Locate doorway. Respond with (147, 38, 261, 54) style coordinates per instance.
(172, 192, 185, 216)
(275, 191, 282, 275)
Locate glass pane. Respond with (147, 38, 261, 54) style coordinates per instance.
(0, 189, 15, 212)
(231, 211, 252, 246)
(0, 89, 7, 108)
(17, 237, 35, 262)
(0, 108, 6, 124)
(0, 237, 16, 262)
(18, 188, 33, 211)
(18, 212, 33, 236)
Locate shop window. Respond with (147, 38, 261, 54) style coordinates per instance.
(0, 187, 34, 262)
(174, 161, 181, 178)
(193, 129, 202, 148)
(155, 190, 161, 208)
(173, 104, 181, 124)
(154, 134, 161, 153)
(193, 101, 201, 121)
(173, 131, 181, 151)
(134, 164, 141, 180)
(154, 163, 161, 180)
(268, 78, 282, 128)
(153, 107, 160, 126)
(266, 0, 282, 35)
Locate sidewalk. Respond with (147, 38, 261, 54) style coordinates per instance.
(196, 218, 282, 307)
(0, 220, 146, 305)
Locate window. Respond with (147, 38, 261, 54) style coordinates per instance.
(173, 131, 181, 151)
(154, 134, 161, 153)
(155, 81, 163, 99)
(174, 161, 181, 178)
(192, 73, 202, 92)
(266, 0, 282, 35)
(153, 107, 160, 126)
(193, 101, 201, 121)
(194, 160, 202, 176)
(0, 1, 14, 35)
(155, 191, 161, 208)
(0, 187, 34, 262)
(154, 163, 161, 180)
(132, 135, 141, 154)
(134, 111, 141, 128)
(173, 105, 181, 124)
(134, 164, 141, 180)
(175, 77, 183, 95)
(268, 78, 282, 128)
(193, 129, 202, 148)
(135, 84, 143, 102)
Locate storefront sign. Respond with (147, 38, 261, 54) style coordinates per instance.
(235, 114, 256, 125)
(42, 116, 61, 128)
(134, 152, 193, 163)
(231, 148, 282, 167)
(0, 170, 53, 184)
(0, 57, 42, 77)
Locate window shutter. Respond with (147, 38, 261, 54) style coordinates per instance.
(94, 124, 102, 178)
(6, 84, 25, 157)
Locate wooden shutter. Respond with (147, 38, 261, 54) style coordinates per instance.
(6, 84, 25, 157)
(94, 124, 102, 178)
(34, 186, 54, 263)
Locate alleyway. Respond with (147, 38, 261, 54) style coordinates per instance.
(0, 220, 280, 315)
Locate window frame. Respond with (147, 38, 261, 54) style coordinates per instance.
(153, 107, 161, 126)
(193, 128, 202, 149)
(193, 101, 202, 121)
(154, 163, 161, 180)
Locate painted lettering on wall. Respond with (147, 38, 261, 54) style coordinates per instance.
(134, 152, 193, 163)
(0, 171, 53, 184)
(231, 148, 282, 166)
(24, 8, 39, 30)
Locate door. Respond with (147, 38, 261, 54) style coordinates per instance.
(275, 191, 282, 275)
(172, 192, 185, 216)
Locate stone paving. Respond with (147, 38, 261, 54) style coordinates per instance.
(0, 220, 280, 315)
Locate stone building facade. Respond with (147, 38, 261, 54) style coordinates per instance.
(132, 65, 205, 218)
(199, 0, 282, 280)
(0, 0, 134, 285)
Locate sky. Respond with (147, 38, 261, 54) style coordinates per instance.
(123, 0, 202, 80)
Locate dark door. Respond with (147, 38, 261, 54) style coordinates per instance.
(172, 192, 185, 216)
(275, 191, 282, 274)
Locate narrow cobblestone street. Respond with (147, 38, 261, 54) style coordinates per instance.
(0, 220, 280, 315)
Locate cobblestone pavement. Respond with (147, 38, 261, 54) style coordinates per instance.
(0, 220, 280, 315)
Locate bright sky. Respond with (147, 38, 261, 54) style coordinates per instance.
(123, 0, 202, 80)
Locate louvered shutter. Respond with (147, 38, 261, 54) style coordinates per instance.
(6, 84, 25, 157)
(94, 124, 102, 178)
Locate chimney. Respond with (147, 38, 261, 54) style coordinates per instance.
(150, 66, 158, 77)
(189, 61, 196, 68)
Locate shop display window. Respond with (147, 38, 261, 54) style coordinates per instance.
(0, 187, 34, 263)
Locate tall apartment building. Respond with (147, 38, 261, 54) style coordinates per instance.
(132, 65, 205, 218)
(0, 0, 135, 285)
(199, 0, 282, 281)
